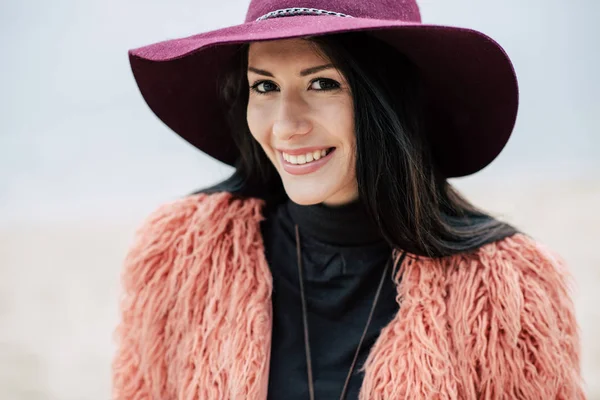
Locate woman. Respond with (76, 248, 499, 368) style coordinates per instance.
(112, 1, 585, 399)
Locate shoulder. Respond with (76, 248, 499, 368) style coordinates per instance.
(438, 234, 583, 397)
(454, 233, 575, 296)
(442, 233, 578, 321)
(405, 233, 575, 297)
(131, 191, 265, 245)
(134, 191, 265, 235)
(113, 191, 270, 398)
(121, 191, 265, 292)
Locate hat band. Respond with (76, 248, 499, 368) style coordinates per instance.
(256, 7, 354, 21)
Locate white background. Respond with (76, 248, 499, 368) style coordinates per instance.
(1, 0, 599, 398)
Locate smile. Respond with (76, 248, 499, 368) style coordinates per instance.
(279, 147, 336, 175)
(282, 147, 335, 165)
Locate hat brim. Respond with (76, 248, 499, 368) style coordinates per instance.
(129, 15, 519, 178)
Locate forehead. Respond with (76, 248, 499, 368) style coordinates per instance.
(247, 38, 329, 65)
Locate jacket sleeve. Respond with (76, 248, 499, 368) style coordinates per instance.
(111, 200, 193, 400)
(511, 237, 585, 399)
(451, 234, 586, 399)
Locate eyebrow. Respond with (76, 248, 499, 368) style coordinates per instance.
(247, 64, 334, 77)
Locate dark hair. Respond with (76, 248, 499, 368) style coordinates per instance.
(197, 32, 518, 257)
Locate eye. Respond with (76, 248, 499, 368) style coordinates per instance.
(310, 78, 340, 91)
(250, 80, 278, 95)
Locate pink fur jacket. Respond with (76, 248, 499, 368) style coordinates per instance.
(111, 191, 585, 399)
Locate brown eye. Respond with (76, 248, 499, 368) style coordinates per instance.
(310, 78, 340, 91)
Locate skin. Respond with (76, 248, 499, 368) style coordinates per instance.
(246, 38, 359, 206)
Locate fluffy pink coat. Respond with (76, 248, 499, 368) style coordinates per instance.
(112, 192, 585, 399)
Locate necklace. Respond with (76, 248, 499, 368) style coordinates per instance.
(294, 224, 396, 400)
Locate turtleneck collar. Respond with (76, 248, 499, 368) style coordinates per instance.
(285, 197, 385, 246)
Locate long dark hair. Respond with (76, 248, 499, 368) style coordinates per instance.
(196, 32, 518, 257)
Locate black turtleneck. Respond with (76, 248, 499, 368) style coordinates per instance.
(260, 197, 400, 400)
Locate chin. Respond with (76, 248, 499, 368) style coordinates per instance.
(284, 191, 327, 206)
(282, 184, 332, 206)
(283, 183, 359, 206)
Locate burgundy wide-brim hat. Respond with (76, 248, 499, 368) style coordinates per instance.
(129, 0, 519, 178)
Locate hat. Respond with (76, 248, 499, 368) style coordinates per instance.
(128, 0, 519, 178)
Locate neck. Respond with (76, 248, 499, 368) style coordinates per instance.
(286, 196, 385, 246)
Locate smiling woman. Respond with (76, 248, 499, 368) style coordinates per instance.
(246, 39, 357, 205)
(112, 0, 585, 399)
(207, 32, 519, 257)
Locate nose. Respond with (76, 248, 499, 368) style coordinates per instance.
(272, 92, 312, 139)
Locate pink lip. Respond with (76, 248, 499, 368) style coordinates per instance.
(279, 148, 336, 175)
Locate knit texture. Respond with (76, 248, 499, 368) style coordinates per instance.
(112, 192, 585, 399)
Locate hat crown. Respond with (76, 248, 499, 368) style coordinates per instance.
(245, 0, 421, 23)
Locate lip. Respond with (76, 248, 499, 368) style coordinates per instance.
(279, 148, 336, 176)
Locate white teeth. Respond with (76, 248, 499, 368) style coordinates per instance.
(283, 148, 332, 165)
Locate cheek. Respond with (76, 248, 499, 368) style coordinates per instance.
(246, 102, 271, 145)
(341, 103, 355, 144)
(320, 97, 355, 147)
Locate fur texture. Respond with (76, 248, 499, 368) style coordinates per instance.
(112, 192, 585, 399)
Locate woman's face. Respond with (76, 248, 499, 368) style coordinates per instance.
(246, 38, 358, 206)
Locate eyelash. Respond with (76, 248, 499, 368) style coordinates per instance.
(249, 78, 341, 95)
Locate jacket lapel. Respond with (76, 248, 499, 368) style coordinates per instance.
(359, 254, 460, 399)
